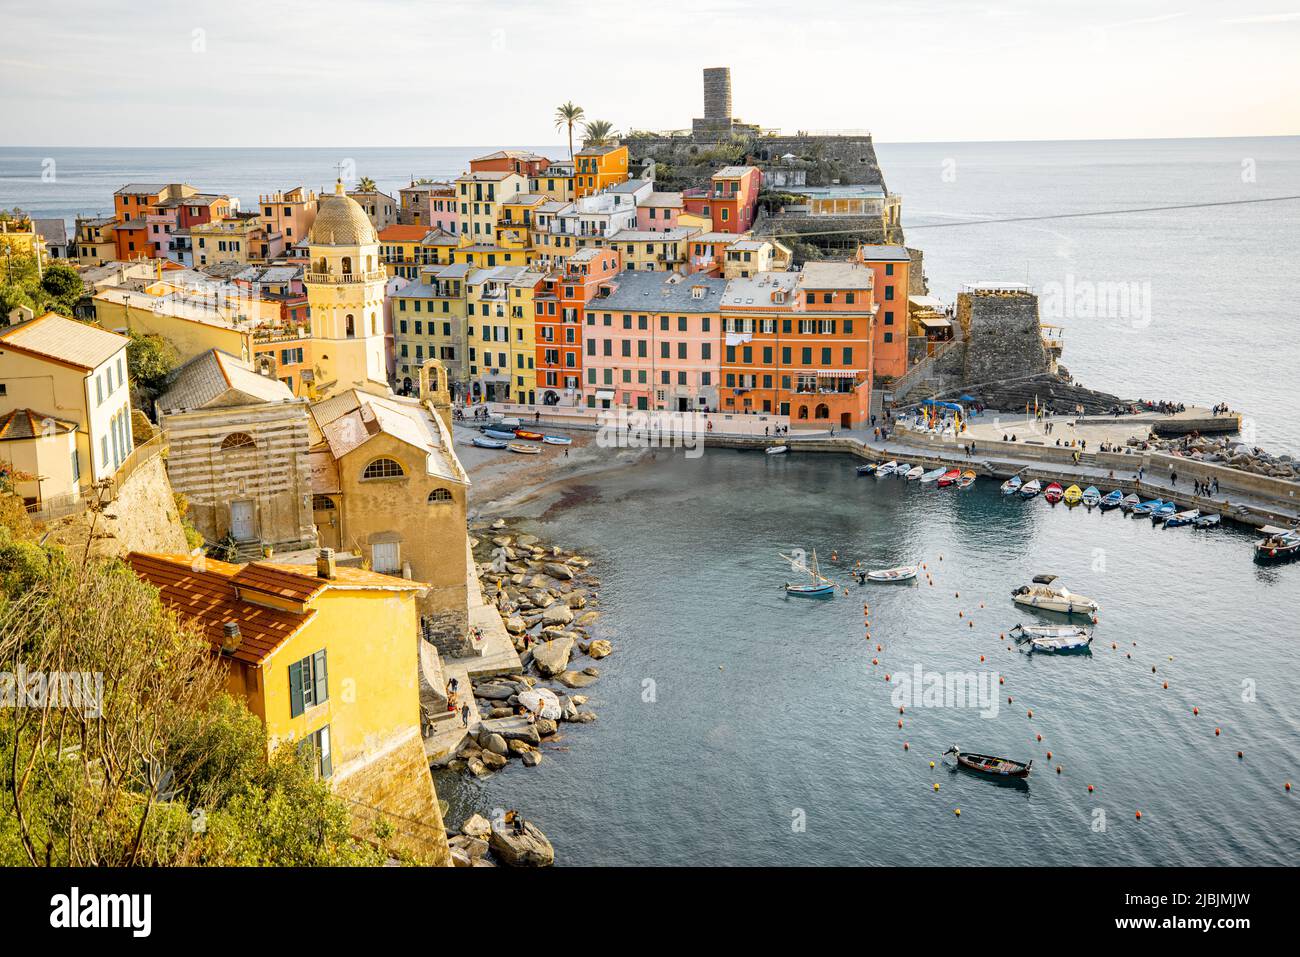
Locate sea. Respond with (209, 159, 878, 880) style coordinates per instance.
(435, 449, 1299, 866)
(1, 137, 1296, 451)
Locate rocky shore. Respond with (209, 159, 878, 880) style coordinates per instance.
(1148, 434, 1300, 481)
(442, 516, 611, 867)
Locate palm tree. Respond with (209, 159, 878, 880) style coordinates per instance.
(554, 102, 586, 161)
(356, 176, 377, 192)
(581, 119, 617, 148)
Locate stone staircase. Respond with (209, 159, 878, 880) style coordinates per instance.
(892, 338, 962, 404)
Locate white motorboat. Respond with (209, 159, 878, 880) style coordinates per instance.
(1020, 479, 1043, 498)
(866, 565, 919, 583)
(920, 467, 946, 484)
(905, 465, 924, 480)
(875, 461, 898, 477)
(766, 445, 789, 455)
(1011, 581, 1099, 616)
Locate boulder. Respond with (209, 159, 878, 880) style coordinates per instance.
(479, 716, 542, 747)
(482, 733, 508, 756)
(507, 739, 533, 756)
(542, 604, 574, 626)
(587, 639, 612, 659)
(535, 718, 558, 737)
(557, 670, 598, 688)
(532, 636, 574, 676)
(505, 616, 526, 635)
(490, 820, 555, 867)
(543, 562, 575, 581)
(571, 710, 598, 723)
(521, 750, 542, 767)
(460, 814, 492, 839)
(565, 593, 587, 609)
(481, 751, 508, 770)
(576, 611, 600, 626)
(474, 682, 516, 701)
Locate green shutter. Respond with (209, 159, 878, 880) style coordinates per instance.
(313, 650, 328, 704)
(288, 660, 304, 717)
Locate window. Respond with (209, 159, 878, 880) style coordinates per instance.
(312, 494, 335, 511)
(361, 458, 404, 479)
(372, 541, 400, 573)
(220, 432, 255, 451)
(299, 725, 332, 779)
(428, 488, 453, 503)
(288, 650, 328, 717)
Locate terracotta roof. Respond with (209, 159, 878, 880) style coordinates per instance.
(0, 408, 77, 441)
(127, 553, 424, 665)
(0, 313, 128, 371)
(126, 553, 316, 665)
(378, 225, 432, 242)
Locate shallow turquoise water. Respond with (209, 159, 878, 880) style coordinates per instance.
(437, 449, 1299, 866)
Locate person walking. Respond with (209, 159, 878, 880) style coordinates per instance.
(460, 703, 470, 728)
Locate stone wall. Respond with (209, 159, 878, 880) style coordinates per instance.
(629, 133, 888, 190)
(960, 291, 1050, 385)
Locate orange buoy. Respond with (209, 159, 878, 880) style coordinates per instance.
(1163, 681, 1168, 689)
(999, 676, 1005, 685)
(1193, 707, 1199, 715)
(979, 602, 985, 609)
(1152, 666, 1157, 673)
(959, 611, 963, 618)
(1286, 782, 1292, 792)
(898, 719, 903, 728)
(1046, 750, 1052, 759)
(903, 742, 910, 751)
(899, 706, 905, 714)
(1237, 751, 1243, 759)
(1027, 709, 1033, 718)
(1135, 810, 1142, 820)
(1000, 633, 1006, 640)
(969, 621, 974, 628)
(1126, 653, 1131, 659)
(885, 673, 891, 682)
(1055, 765, 1062, 774)
(1111, 643, 1117, 650)
(872, 658, 878, 665)
(954, 592, 959, 598)
(1087, 784, 1094, 793)
(979, 655, 985, 662)
(1007, 696, 1013, 704)
(1036, 733, 1042, 742)
(1215, 727, 1221, 736)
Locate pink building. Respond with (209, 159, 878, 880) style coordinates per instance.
(258, 187, 318, 249)
(636, 191, 687, 232)
(581, 271, 728, 412)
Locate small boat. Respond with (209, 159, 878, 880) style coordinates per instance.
(472, 436, 509, 449)
(920, 467, 946, 484)
(781, 549, 837, 597)
(937, 468, 962, 488)
(944, 746, 1032, 779)
(875, 461, 898, 478)
(1080, 486, 1101, 507)
(1020, 479, 1043, 498)
(1063, 484, 1083, 506)
(905, 465, 924, 480)
(1010, 623, 1094, 653)
(513, 429, 544, 441)
(1000, 475, 1023, 496)
(894, 462, 911, 478)
(489, 415, 522, 429)
(1011, 581, 1099, 615)
(1254, 526, 1300, 562)
(958, 470, 977, 489)
(1150, 501, 1178, 524)
(1098, 489, 1124, 511)
(1131, 498, 1164, 516)
(482, 428, 517, 440)
(766, 445, 789, 455)
(866, 564, 918, 583)
(542, 435, 572, 446)
(1043, 482, 1065, 503)
(1164, 509, 1200, 528)
(856, 463, 878, 476)
(1193, 513, 1221, 529)
(1119, 493, 1142, 512)
(508, 443, 542, 455)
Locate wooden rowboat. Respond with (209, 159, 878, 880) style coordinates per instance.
(957, 470, 977, 489)
(508, 443, 542, 455)
(1044, 482, 1065, 503)
(472, 436, 509, 449)
(944, 746, 1032, 779)
(513, 429, 544, 441)
(937, 468, 962, 487)
(542, 435, 572, 446)
(866, 564, 918, 583)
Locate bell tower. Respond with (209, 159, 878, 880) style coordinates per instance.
(304, 181, 389, 397)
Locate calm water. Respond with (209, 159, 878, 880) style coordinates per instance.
(436, 450, 1299, 866)
(2, 137, 1296, 450)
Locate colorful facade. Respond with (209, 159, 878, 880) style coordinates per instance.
(573, 145, 629, 198)
(855, 244, 911, 381)
(534, 247, 620, 405)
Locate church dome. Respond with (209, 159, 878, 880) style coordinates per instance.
(309, 181, 378, 246)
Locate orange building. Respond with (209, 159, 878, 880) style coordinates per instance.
(719, 262, 875, 428)
(707, 166, 762, 233)
(469, 150, 551, 178)
(573, 145, 629, 198)
(533, 247, 620, 405)
(855, 244, 910, 380)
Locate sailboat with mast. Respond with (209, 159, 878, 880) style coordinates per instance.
(781, 549, 837, 598)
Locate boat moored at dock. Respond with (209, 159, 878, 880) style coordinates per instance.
(921, 467, 946, 484)
(1063, 484, 1083, 505)
(1098, 489, 1124, 510)
(1020, 479, 1043, 498)
(1080, 486, 1100, 507)
(1000, 475, 1023, 495)
(1164, 509, 1200, 528)
(1254, 526, 1300, 562)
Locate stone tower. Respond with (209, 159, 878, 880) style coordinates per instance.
(703, 67, 732, 122)
(419, 357, 453, 434)
(304, 181, 390, 398)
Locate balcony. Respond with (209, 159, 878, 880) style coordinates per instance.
(304, 268, 387, 284)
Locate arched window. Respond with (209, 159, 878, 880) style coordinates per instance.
(361, 458, 404, 480)
(345, 314, 355, 337)
(815, 404, 830, 420)
(370, 313, 377, 336)
(341, 256, 353, 275)
(427, 488, 452, 503)
(312, 494, 336, 511)
(220, 432, 255, 450)
(797, 405, 808, 420)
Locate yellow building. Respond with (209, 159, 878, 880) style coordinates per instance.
(190, 215, 266, 267)
(0, 408, 80, 509)
(0, 312, 133, 496)
(393, 264, 468, 393)
(508, 269, 545, 404)
(303, 182, 390, 398)
(464, 266, 526, 403)
(447, 242, 530, 270)
(453, 171, 526, 243)
(573, 145, 629, 198)
(607, 227, 700, 273)
(126, 550, 450, 863)
(74, 217, 119, 265)
(529, 162, 575, 202)
(0, 217, 44, 259)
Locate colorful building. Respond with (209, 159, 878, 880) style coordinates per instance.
(393, 264, 468, 395)
(453, 171, 526, 242)
(573, 145, 629, 198)
(636, 191, 687, 231)
(471, 150, 551, 178)
(258, 187, 319, 250)
(529, 161, 575, 202)
(606, 227, 698, 273)
(465, 265, 526, 403)
(582, 271, 726, 412)
(707, 166, 762, 233)
(534, 247, 620, 406)
(346, 188, 398, 231)
(855, 244, 911, 380)
(718, 262, 876, 427)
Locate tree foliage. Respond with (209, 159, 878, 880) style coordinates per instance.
(126, 329, 178, 397)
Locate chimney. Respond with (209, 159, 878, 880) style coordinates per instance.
(220, 622, 242, 655)
(316, 547, 336, 580)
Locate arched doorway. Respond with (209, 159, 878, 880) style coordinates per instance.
(815, 403, 830, 420)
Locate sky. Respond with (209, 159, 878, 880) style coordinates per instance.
(1, 0, 1298, 146)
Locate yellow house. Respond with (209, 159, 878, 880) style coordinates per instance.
(607, 226, 700, 273)
(0, 408, 80, 508)
(126, 550, 451, 864)
(453, 171, 526, 243)
(191, 215, 265, 267)
(508, 269, 545, 404)
(74, 217, 119, 265)
(529, 162, 575, 202)
(0, 218, 43, 259)
(464, 265, 526, 403)
(393, 264, 468, 393)
(573, 145, 629, 198)
(447, 242, 530, 270)
(0, 312, 133, 493)
(377, 225, 429, 281)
